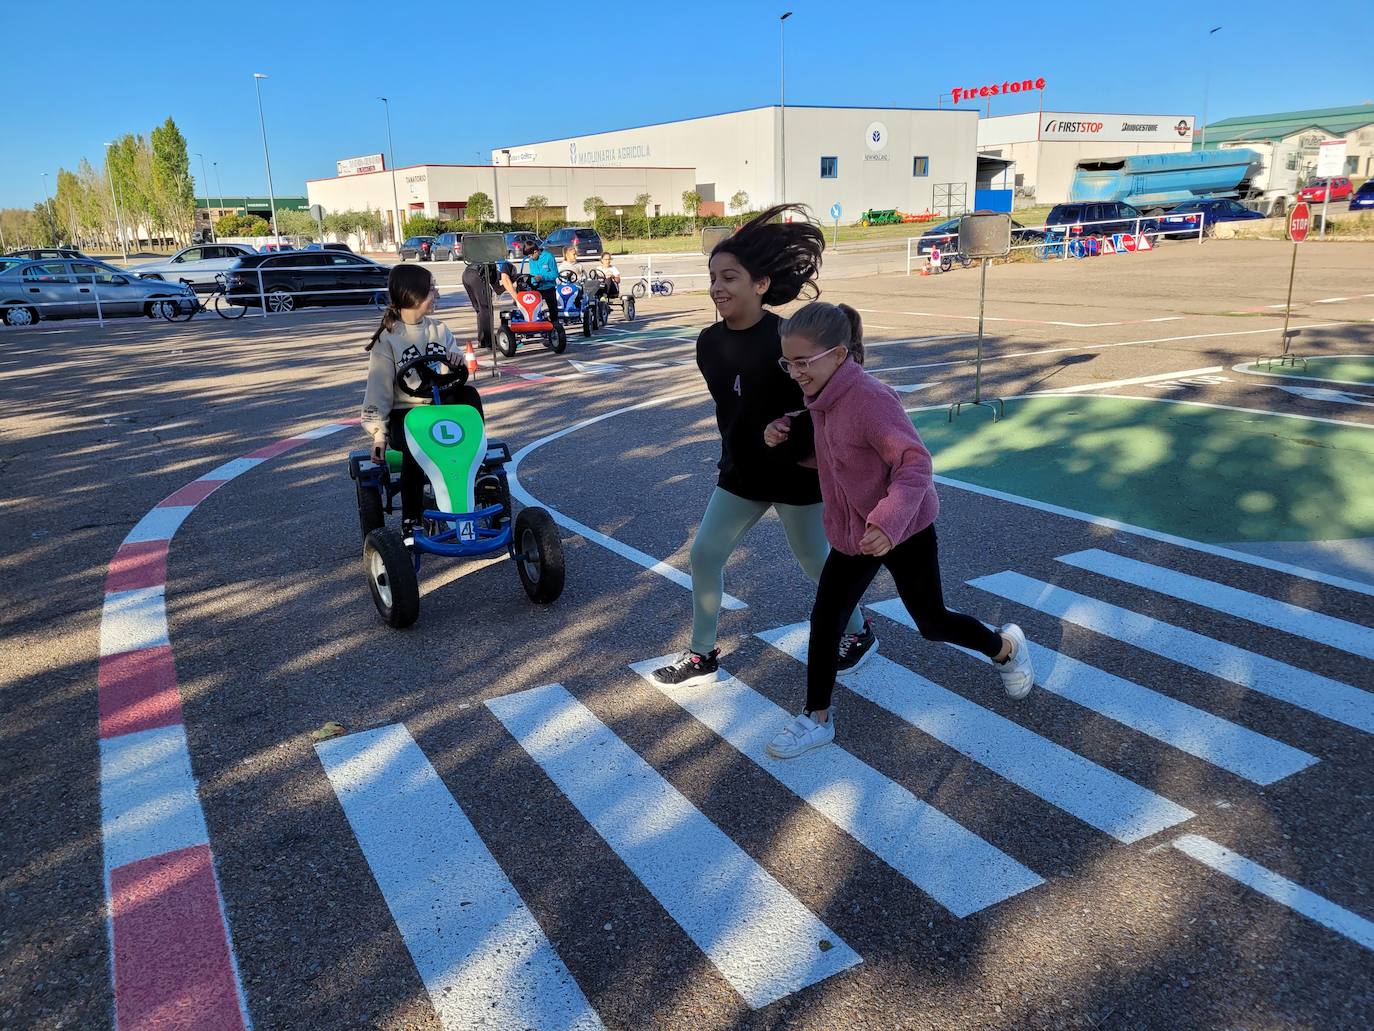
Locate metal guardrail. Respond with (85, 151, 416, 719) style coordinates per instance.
(904, 212, 1208, 275)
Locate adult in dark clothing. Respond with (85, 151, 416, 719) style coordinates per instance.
(650, 204, 875, 687)
(462, 259, 517, 349)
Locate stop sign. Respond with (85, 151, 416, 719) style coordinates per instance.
(1288, 202, 1311, 242)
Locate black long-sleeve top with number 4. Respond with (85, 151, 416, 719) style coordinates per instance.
(696, 311, 823, 506)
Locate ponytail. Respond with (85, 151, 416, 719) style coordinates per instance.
(778, 301, 865, 366)
(366, 304, 400, 351)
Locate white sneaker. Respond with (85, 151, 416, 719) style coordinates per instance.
(766, 712, 835, 759)
(997, 624, 1035, 699)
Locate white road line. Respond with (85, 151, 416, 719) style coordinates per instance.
(99, 587, 170, 657)
(197, 457, 267, 481)
(884, 323, 1350, 373)
(970, 572, 1374, 735)
(1172, 835, 1374, 952)
(316, 725, 604, 1031)
(758, 624, 1194, 843)
(508, 391, 746, 610)
(100, 725, 210, 875)
(1314, 297, 1353, 304)
(122, 505, 195, 545)
(854, 306, 1186, 329)
(1058, 549, 1374, 661)
(867, 600, 1317, 786)
(629, 656, 1044, 917)
(1041, 366, 1224, 394)
(486, 683, 860, 1009)
(890, 383, 934, 393)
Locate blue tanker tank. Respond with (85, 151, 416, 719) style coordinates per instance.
(1068, 149, 1261, 211)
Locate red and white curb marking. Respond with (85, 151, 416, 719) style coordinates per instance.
(99, 421, 355, 1030)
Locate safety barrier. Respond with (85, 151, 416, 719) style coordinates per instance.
(904, 211, 1208, 275)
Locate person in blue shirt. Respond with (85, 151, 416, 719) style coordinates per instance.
(522, 240, 560, 318)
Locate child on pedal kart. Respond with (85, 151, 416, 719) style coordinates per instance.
(361, 264, 484, 530)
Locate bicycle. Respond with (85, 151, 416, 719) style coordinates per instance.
(629, 266, 674, 298)
(158, 274, 249, 321)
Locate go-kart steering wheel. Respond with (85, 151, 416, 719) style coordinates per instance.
(394, 354, 468, 398)
(585, 268, 606, 281)
(513, 273, 535, 290)
(557, 269, 579, 283)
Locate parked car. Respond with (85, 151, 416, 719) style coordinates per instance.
(399, 236, 436, 261)
(1350, 180, 1374, 211)
(914, 214, 1045, 256)
(503, 232, 540, 259)
(304, 242, 355, 253)
(258, 242, 296, 253)
(433, 232, 465, 261)
(5, 247, 89, 261)
(131, 244, 258, 292)
(1158, 199, 1267, 238)
(223, 251, 388, 313)
(0, 258, 195, 326)
(1044, 201, 1159, 239)
(1299, 177, 1352, 204)
(541, 227, 604, 261)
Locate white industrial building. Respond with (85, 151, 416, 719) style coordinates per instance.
(305, 161, 696, 239)
(978, 111, 1197, 205)
(495, 105, 981, 221)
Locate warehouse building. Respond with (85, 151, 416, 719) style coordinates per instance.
(305, 161, 695, 241)
(494, 105, 981, 221)
(1198, 103, 1374, 178)
(977, 111, 1196, 206)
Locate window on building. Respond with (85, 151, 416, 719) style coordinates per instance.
(913, 156, 930, 177)
(820, 156, 838, 179)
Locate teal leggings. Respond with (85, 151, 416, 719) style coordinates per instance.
(690, 487, 866, 654)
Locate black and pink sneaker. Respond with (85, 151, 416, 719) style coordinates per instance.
(837, 620, 878, 675)
(651, 648, 721, 687)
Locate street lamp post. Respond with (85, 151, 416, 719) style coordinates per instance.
(252, 73, 281, 244)
(213, 162, 225, 214)
(196, 152, 214, 241)
(41, 172, 56, 245)
(779, 11, 792, 204)
(1199, 26, 1222, 149)
(380, 97, 403, 250)
(103, 142, 129, 262)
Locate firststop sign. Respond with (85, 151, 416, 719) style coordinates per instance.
(1288, 202, 1311, 242)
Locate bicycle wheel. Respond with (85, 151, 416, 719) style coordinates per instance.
(214, 290, 248, 320)
(658, 280, 674, 297)
(169, 295, 201, 322)
(631, 281, 647, 299)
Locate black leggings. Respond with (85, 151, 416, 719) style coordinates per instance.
(388, 386, 484, 522)
(807, 524, 1003, 712)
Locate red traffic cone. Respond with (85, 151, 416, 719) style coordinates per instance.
(464, 341, 478, 377)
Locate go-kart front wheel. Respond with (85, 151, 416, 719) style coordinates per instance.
(514, 508, 565, 604)
(496, 326, 518, 358)
(582, 308, 593, 337)
(622, 296, 636, 321)
(547, 322, 568, 355)
(364, 528, 420, 628)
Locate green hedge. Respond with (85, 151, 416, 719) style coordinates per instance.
(401, 212, 754, 242)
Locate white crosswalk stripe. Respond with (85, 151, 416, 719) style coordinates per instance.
(866, 600, 1318, 786)
(757, 624, 1196, 843)
(629, 656, 1044, 917)
(970, 571, 1374, 734)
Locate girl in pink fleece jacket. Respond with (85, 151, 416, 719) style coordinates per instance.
(762, 301, 1035, 760)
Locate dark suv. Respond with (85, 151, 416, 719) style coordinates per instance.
(399, 236, 436, 261)
(541, 227, 604, 261)
(503, 232, 540, 258)
(1045, 202, 1158, 239)
(225, 251, 388, 312)
(434, 232, 464, 261)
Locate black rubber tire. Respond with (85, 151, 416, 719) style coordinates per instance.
(496, 326, 518, 357)
(356, 480, 385, 539)
(959, 254, 973, 269)
(940, 256, 953, 272)
(363, 528, 419, 628)
(582, 308, 592, 337)
(659, 280, 674, 297)
(631, 281, 647, 299)
(2, 304, 38, 326)
(623, 296, 636, 321)
(514, 508, 565, 604)
(214, 291, 247, 319)
(548, 322, 568, 354)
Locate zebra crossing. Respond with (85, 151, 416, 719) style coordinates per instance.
(312, 544, 1373, 1027)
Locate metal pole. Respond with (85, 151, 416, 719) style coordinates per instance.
(41, 173, 55, 244)
(1280, 240, 1297, 352)
(1319, 182, 1330, 241)
(197, 153, 214, 242)
(974, 258, 988, 402)
(253, 74, 280, 245)
(1200, 26, 1221, 149)
(381, 98, 402, 249)
(779, 11, 792, 204)
(104, 142, 129, 263)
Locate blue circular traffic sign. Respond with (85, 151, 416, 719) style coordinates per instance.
(829, 202, 842, 221)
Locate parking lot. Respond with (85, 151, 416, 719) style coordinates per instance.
(2, 238, 1372, 1030)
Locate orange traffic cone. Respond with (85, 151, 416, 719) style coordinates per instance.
(464, 341, 478, 377)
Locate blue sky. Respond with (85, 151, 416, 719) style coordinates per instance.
(4, 0, 1370, 209)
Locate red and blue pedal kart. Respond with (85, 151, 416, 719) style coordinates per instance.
(347, 355, 565, 627)
(493, 277, 569, 358)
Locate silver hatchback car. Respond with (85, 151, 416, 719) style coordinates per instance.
(0, 258, 196, 326)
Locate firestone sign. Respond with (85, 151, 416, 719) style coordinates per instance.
(950, 76, 1046, 104)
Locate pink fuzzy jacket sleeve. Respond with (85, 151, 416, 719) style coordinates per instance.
(862, 390, 936, 546)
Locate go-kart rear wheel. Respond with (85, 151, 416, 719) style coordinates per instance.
(496, 326, 518, 358)
(514, 508, 565, 604)
(582, 308, 592, 337)
(623, 296, 636, 321)
(364, 528, 420, 628)
(356, 480, 385, 539)
(547, 322, 568, 355)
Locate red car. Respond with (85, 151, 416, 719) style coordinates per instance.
(1299, 177, 1352, 203)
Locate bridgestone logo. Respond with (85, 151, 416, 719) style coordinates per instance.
(1121, 123, 1159, 132)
